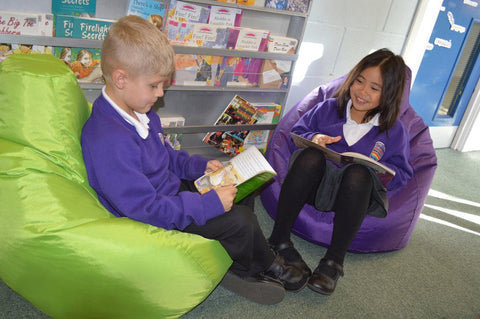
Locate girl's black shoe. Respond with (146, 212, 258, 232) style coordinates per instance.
(269, 240, 312, 277)
(307, 258, 344, 295)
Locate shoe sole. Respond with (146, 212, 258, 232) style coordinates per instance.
(219, 271, 286, 305)
(307, 282, 333, 295)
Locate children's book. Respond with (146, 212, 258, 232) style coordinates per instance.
(194, 146, 277, 202)
(267, 35, 298, 54)
(173, 54, 223, 86)
(126, 0, 169, 31)
(203, 95, 262, 156)
(173, 22, 229, 48)
(54, 16, 113, 83)
(227, 27, 269, 51)
(264, 0, 310, 13)
(208, 6, 243, 27)
(258, 59, 291, 89)
(0, 11, 53, 36)
(51, 0, 97, 17)
(290, 132, 395, 185)
(217, 56, 263, 87)
(243, 102, 282, 152)
(165, 0, 210, 43)
(160, 115, 185, 150)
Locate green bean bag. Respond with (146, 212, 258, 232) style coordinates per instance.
(0, 54, 232, 319)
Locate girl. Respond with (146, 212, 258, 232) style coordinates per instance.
(268, 48, 414, 295)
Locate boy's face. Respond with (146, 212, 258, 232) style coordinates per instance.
(119, 73, 167, 115)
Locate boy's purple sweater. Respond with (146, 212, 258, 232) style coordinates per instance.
(81, 95, 224, 230)
(291, 98, 413, 191)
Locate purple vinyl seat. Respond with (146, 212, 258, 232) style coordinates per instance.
(260, 68, 437, 253)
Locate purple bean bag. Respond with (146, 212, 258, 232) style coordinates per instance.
(260, 68, 437, 253)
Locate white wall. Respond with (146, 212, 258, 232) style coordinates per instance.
(286, 0, 419, 112)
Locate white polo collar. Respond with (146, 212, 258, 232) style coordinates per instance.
(102, 87, 150, 139)
(343, 100, 380, 146)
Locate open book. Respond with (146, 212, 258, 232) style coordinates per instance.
(194, 146, 276, 203)
(290, 132, 395, 185)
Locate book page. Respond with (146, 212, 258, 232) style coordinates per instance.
(230, 146, 275, 181)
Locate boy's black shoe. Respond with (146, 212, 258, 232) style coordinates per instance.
(260, 254, 309, 292)
(220, 270, 285, 305)
(269, 240, 312, 277)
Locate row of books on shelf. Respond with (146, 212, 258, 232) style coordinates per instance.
(216, 0, 310, 13)
(174, 54, 291, 88)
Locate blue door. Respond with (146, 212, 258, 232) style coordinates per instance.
(410, 1, 480, 132)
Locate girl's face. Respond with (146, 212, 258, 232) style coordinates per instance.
(80, 53, 92, 67)
(349, 66, 383, 122)
(120, 73, 167, 116)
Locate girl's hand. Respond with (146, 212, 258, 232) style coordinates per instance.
(312, 134, 341, 147)
(205, 160, 223, 174)
(215, 185, 237, 212)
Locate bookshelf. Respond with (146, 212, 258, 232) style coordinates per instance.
(0, 0, 311, 158)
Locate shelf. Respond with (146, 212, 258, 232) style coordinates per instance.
(162, 123, 277, 134)
(80, 83, 289, 92)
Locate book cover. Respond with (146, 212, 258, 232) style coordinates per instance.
(194, 146, 277, 202)
(173, 54, 223, 86)
(243, 102, 282, 152)
(53, 47, 104, 83)
(208, 6, 243, 27)
(203, 95, 262, 156)
(290, 132, 395, 186)
(258, 59, 292, 89)
(0, 11, 53, 36)
(267, 35, 298, 54)
(166, 0, 210, 24)
(236, 0, 256, 6)
(217, 56, 263, 88)
(227, 27, 269, 51)
(173, 22, 229, 48)
(126, 0, 168, 31)
(160, 115, 185, 150)
(264, 0, 310, 13)
(52, 0, 97, 17)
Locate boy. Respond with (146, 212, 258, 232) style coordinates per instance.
(81, 16, 308, 304)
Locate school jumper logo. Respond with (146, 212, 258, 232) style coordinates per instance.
(370, 141, 385, 161)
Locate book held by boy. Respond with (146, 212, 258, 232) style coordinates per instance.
(290, 132, 395, 185)
(194, 146, 277, 202)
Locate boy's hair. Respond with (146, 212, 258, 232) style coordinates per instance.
(334, 48, 406, 133)
(101, 15, 175, 82)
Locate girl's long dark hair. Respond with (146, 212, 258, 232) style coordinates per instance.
(333, 48, 406, 133)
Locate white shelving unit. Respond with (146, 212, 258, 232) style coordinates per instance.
(0, 0, 311, 157)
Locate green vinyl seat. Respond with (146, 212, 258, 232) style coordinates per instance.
(0, 54, 232, 319)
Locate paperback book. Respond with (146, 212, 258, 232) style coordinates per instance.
(173, 54, 223, 86)
(126, 0, 169, 31)
(258, 59, 292, 89)
(207, 5, 243, 27)
(226, 27, 269, 51)
(264, 0, 310, 13)
(203, 95, 262, 156)
(290, 132, 395, 186)
(243, 102, 282, 152)
(160, 115, 185, 150)
(194, 146, 276, 202)
(267, 35, 298, 54)
(217, 56, 263, 87)
(51, 0, 97, 17)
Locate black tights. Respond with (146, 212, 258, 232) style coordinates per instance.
(269, 147, 373, 265)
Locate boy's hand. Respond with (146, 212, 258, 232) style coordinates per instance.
(205, 159, 223, 174)
(215, 185, 237, 212)
(312, 134, 341, 147)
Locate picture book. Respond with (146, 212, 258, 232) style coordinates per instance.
(290, 132, 395, 185)
(264, 0, 310, 13)
(194, 146, 277, 203)
(0, 11, 53, 36)
(227, 27, 269, 51)
(51, 0, 97, 17)
(126, 0, 169, 31)
(203, 95, 262, 156)
(267, 35, 298, 54)
(208, 5, 243, 27)
(53, 47, 104, 83)
(243, 102, 282, 152)
(160, 115, 185, 150)
(258, 59, 292, 89)
(217, 56, 263, 87)
(173, 54, 223, 86)
(166, 0, 210, 24)
(171, 21, 229, 48)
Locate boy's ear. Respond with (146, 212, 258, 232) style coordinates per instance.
(111, 69, 128, 89)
